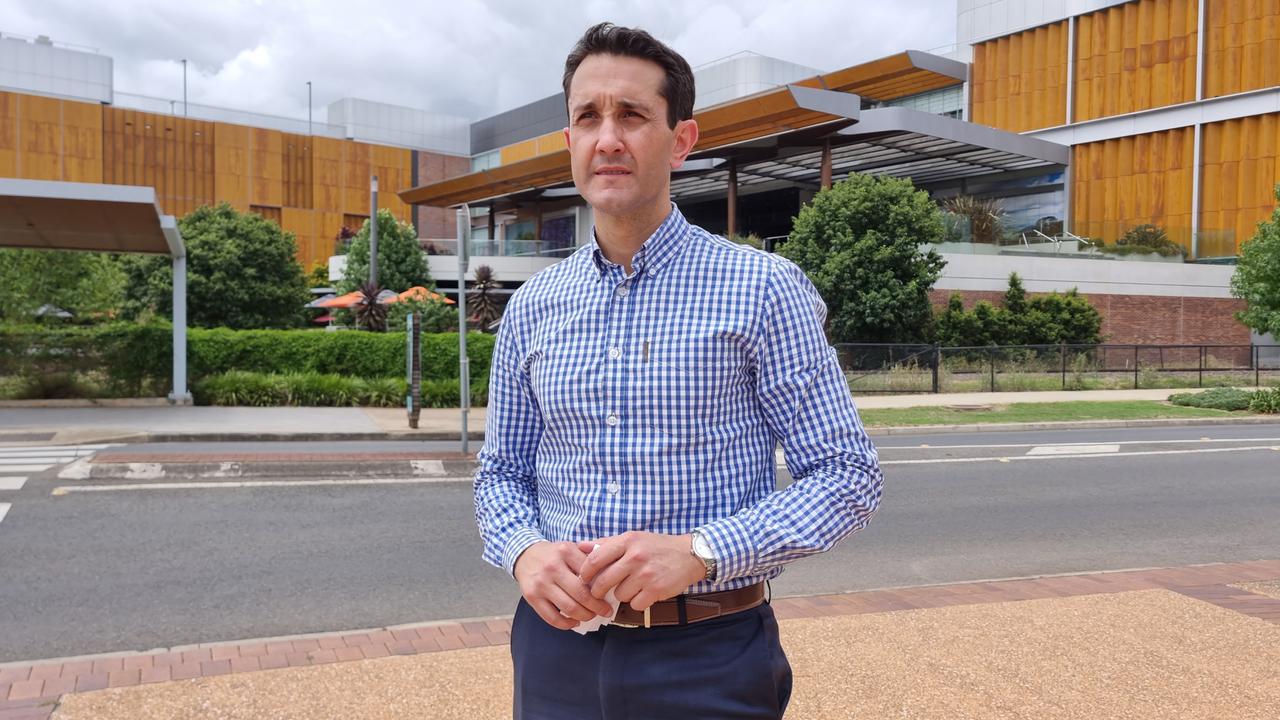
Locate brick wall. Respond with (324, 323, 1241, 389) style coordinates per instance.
(413, 152, 472, 238)
(929, 290, 1250, 345)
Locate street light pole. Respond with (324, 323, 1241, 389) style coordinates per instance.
(369, 175, 379, 286)
(181, 59, 187, 116)
(306, 80, 312, 135)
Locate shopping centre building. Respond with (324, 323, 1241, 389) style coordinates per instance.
(2, 0, 1278, 343)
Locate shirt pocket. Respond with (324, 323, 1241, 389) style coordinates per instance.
(639, 334, 739, 439)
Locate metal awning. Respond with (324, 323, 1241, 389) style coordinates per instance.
(400, 50, 967, 208)
(0, 178, 191, 403)
(668, 106, 1071, 201)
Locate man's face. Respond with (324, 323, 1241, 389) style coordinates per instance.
(563, 53, 698, 221)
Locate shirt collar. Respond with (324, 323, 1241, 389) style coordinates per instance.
(588, 203, 690, 279)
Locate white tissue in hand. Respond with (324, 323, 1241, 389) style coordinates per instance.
(571, 589, 620, 635)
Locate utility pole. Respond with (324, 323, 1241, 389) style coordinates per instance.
(306, 80, 312, 135)
(181, 59, 187, 116)
(369, 175, 379, 286)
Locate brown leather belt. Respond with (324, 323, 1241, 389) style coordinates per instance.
(612, 583, 765, 629)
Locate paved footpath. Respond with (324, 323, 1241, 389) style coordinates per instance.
(2, 560, 1278, 719)
(4, 389, 1280, 445)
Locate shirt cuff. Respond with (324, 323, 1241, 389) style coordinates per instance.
(502, 528, 548, 579)
(695, 517, 755, 584)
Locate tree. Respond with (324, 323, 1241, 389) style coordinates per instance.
(934, 274, 1103, 347)
(119, 203, 310, 329)
(0, 249, 125, 323)
(339, 209, 431, 294)
(1231, 187, 1280, 337)
(779, 173, 946, 343)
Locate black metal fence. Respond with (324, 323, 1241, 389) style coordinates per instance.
(835, 343, 1280, 394)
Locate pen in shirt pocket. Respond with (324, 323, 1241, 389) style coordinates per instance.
(643, 340, 650, 363)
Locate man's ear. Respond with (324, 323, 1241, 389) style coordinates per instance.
(669, 119, 699, 170)
(562, 127, 571, 149)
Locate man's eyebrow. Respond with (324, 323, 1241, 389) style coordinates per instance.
(568, 98, 655, 115)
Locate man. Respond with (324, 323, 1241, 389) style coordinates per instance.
(474, 22, 883, 719)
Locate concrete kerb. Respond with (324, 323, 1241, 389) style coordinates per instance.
(39, 415, 1280, 446)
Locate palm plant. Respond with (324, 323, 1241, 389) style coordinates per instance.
(467, 265, 503, 331)
(354, 281, 388, 332)
(943, 195, 1007, 244)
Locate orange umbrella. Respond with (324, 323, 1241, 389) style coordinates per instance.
(391, 286, 455, 305)
(314, 291, 364, 309)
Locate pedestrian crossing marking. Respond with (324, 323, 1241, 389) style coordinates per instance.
(0, 477, 27, 490)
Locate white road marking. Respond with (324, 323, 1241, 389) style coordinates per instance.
(0, 465, 53, 473)
(879, 437, 1280, 451)
(0, 450, 83, 458)
(0, 477, 27, 490)
(0, 443, 110, 448)
(51, 477, 475, 494)
(881, 445, 1280, 465)
(1026, 444, 1120, 456)
(0, 453, 74, 466)
(0, 503, 9, 524)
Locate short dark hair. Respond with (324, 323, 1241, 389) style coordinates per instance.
(562, 22, 695, 129)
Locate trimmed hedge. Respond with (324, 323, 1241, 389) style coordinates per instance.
(193, 371, 488, 407)
(0, 324, 494, 397)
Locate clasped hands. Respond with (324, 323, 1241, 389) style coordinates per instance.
(513, 531, 707, 631)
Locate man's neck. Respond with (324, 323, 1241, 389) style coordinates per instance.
(594, 202, 672, 275)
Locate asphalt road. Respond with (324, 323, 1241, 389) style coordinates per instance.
(1, 423, 1278, 663)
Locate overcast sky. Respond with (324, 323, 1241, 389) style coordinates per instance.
(8, 0, 957, 123)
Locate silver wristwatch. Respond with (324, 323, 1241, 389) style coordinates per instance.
(690, 529, 718, 582)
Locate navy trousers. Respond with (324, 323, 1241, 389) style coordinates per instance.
(510, 596, 793, 719)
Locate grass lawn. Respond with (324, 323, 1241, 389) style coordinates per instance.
(858, 400, 1248, 427)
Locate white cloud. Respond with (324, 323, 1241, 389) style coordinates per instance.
(7, 0, 957, 123)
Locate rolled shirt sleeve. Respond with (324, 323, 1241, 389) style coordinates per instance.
(696, 259, 884, 583)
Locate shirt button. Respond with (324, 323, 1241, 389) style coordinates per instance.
(616, 285, 630, 298)
(647, 269, 657, 277)
(608, 347, 621, 359)
(607, 481, 621, 495)
(605, 413, 619, 427)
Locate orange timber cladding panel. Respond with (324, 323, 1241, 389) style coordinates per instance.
(1199, 112, 1280, 256)
(971, 0, 1200, 131)
(1074, 0, 1198, 122)
(0, 91, 105, 182)
(1205, 0, 1280, 98)
(971, 20, 1069, 132)
(0, 91, 417, 271)
(1071, 126, 1196, 249)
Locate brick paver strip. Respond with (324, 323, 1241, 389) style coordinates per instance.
(3, 558, 1279, 718)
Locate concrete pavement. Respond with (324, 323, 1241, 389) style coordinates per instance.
(2, 560, 1277, 719)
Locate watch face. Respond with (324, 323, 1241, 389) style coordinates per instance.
(693, 533, 713, 559)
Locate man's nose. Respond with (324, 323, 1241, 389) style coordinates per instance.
(596, 117, 625, 154)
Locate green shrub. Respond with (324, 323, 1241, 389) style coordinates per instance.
(281, 372, 357, 406)
(194, 371, 287, 406)
(933, 273, 1103, 348)
(0, 324, 495, 398)
(1248, 387, 1280, 414)
(1168, 387, 1255, 411)
(354, 377, 409, 407)
(1098, 224, 1187, 258)
(192, 371, 486, 407)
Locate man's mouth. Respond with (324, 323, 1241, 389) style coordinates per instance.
(595, 167, 631, 176)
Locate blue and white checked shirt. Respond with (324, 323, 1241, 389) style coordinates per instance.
(474, 204, 883, 594)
